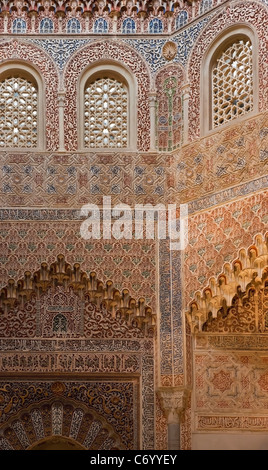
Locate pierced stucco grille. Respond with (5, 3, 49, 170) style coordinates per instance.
(0, 76, 38, 148)
(212, 39, 253, 128)
(84, 77, 128, 148)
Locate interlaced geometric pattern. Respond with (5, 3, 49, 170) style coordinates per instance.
(84, 77, 128, 148)
(0, 76, 38, 148)
(212, 39, 253, 128)
(149, 18, 163, 34)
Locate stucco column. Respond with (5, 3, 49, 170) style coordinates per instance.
(182, 83, 190, 144)
(158, 388, 187, 450)
(58, 90, 66, 152)
(110, 11, 119, 33)
(192, 1, 196, 18)
(148, 90, 157, 151)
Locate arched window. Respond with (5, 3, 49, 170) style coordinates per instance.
(66, 18, 81, 33)
(149, 18, 163, 34)
(84, 77, 128, 148)
(12, 18, 27, 34)
(93, 18, 108, 34)
(200, 0, 212, 14)
(40, 18, 54, 34)
(0, 65, 44, 149)
(176, 11, 188, 29)
(80, 64, 137, 150)
(201, 28, 257, 134)
(212, 38, 254, 129)
(122, 18, 136, 34)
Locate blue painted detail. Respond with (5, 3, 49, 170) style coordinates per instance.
(175, 10, 188, 29)
(12, 18, 27, 34)
(122, 17, 136, 34)
(93, 18, 108, 33)
(66, 18, 81, 34)
(40, 18, 54, 34)
(30, 38, 90, 70)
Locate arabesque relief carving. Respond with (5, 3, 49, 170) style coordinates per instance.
(186, 234, 268, 333)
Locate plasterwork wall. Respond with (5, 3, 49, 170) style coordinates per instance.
(0, 115, 267, 450)
(187, 1, 268, 140)
(0, 282, 155, 449)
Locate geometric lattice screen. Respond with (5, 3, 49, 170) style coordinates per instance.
(212, 38, 253, 128)
(84, 77, 128, 148)
(0, 76, 38, 148)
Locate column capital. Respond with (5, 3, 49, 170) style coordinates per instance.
(57, 90, 66, 106)
(157, 387, 188, 424)
(181, 83, 190, 94)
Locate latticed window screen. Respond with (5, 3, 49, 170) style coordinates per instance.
(12, 18, 27, 33)
(200, 0, 212, 14)
(84, 77, 128, 148)
(40, 18, 54, 34)
(0, 76, 38, 148)
(176, 11, 188, 29)
(212, 38, 253, 128)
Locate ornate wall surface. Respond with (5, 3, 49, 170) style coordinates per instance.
(0, 0, 267, 450)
